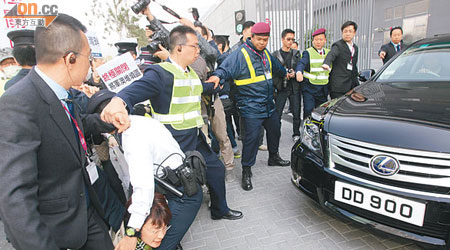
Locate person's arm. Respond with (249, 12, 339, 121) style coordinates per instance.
(378, 44, 388, 59)
(295, 50, 310, 82)
(81, 113, 116, 136)
(101, 66, 166, 132)
(269, 52, 287, 78)
(0, 93, 59, 250)
(122, 117, 155, 230)
(214, 50, 244, 81)
(323, 43, 339, 70)
(143, 6, 170, 36)
(116, 66, 165, 113)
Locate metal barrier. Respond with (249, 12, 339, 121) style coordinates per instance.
(255, 0, 374, 69)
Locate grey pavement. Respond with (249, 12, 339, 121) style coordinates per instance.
(0, 114, 437, 250)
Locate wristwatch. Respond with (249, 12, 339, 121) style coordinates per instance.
(125, 227, 141, 238)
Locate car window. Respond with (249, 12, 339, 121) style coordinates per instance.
(377, 43, 450, 82)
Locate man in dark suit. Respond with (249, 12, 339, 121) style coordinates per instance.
(0, 14, 114, 250)
(322, 21, 359, 99)
(379, 26, 405, 64)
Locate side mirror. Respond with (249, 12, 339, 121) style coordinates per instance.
(358, 69, 375, 82)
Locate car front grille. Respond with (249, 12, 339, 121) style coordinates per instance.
(329, 134, 450, 196)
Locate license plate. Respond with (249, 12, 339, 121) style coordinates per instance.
(334, 181, 426, 226)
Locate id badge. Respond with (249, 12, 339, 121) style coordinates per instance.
(86, 160, 99, 184)
(264, 70, 272, 80)
(347, 63, 353, 71)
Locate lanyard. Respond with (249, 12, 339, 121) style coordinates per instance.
(245, 43, 268, 68)
(61, 103, 88, 156)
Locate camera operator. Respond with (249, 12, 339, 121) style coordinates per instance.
(272, 29, 302, 142)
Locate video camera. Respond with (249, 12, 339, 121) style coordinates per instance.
(146, 22, 169, 54)
(190, 8, 202, 27)
(131, 0, 150, 14)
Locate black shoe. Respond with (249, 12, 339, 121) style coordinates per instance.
(211, 209, 243, 220)
(241, 167, 253, 191)
(268, 152, 290, 166)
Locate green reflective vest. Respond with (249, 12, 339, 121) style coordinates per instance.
(304, 47, 330, 85)
(234, 47, 272, 86)
(150, 62, 204, 130)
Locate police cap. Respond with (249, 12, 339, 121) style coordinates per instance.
(7, 29, 35, 47)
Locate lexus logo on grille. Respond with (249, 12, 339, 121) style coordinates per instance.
(370, 155, 400, 176)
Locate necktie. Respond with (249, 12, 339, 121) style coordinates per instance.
(396, 44, 400, 52)
(319, 51, 323, 55)
(65, 92, 79, 142)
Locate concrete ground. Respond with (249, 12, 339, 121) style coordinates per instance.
(0, 114, 437, 250)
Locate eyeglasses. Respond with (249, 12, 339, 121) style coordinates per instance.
(285, 38, 295, 42)
(63, 51, 93, 63)
(77, 52, 94, 63)
(180, 44, 200, 50)
(149, 225, 172, 235)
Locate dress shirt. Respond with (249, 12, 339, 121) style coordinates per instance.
(34, 66, 71, 120)
(346, 42, 355, 56)
(168, 57, 188, 73)
(392, 42, 401, 52)
(122, 115, 185, 229)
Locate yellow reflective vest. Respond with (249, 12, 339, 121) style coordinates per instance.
(150, 62, 204, 130)
(304, 47, 330, 85)
(234, 47, 272, 86)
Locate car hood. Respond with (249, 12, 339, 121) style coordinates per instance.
(326, 81, 450, 153)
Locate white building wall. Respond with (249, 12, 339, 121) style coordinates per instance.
(202, 0, 258, 46)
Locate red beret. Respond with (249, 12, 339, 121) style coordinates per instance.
(251, 22, 270, 35)
(312, 28, 326, 37)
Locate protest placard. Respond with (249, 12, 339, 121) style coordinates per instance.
(97, 52, 142, 93)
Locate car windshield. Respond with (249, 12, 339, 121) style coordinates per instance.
(377, 42, 450, 82)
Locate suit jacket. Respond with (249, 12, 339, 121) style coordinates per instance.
(323, 39, 359, 93)
(378, 41, 405, 64)
(0, 68, 104, 250)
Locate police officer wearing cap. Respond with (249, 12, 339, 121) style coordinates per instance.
(296, 28, 330, 119)
(208, 22, 290, 191)
(115, 38, 138, 59)
(4, 29, 36, 90)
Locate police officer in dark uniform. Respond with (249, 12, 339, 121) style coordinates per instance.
(101, 25, 243, 250)
(208, 22, 290, 191)
(296, 28, 330, 119)
(115, 38, 138, 59)
(4, 29, 36, 90)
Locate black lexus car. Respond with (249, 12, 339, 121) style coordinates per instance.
(291, 33, 450, 248)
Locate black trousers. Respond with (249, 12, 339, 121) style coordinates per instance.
(63, 207, 113, 250)
(275, 83, 302, 137)
(241, 112, 281, 167)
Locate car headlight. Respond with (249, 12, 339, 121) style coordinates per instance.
(300, 117, 323, 158)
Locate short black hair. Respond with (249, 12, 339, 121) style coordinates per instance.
(197, 25, 208, 37)
(215, 36, 227, 50)
(12, 45, 36, 66)
(281, 29, 295, 38)
(390, 26, 403, 36)
(169, 25, 197, 51)
(243, 21, 255, 31)
(341, 21, 357, 32)
(35, 13, 87, 64)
